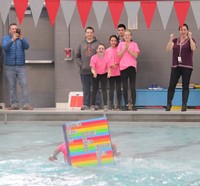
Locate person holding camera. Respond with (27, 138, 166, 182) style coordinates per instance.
(1, 23, 32, 110)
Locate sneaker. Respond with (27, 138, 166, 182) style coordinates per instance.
(9, 103, 19, 110)
(90, 105, 95, 111)
(23, 103, 33, 110)
(81, 105, 89, 110)
(181, 104, 187, 112)
(122, 105, 128, 111)
(165, 103, 172, 111)
(116, 105, 122, 110)
(132, 105, 137, 111)
(103, 105, 108, 111)
(94, 105, 100, 110)
(109, 105, 115, 110)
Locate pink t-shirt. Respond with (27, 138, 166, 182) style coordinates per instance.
(106, 47, 120, 77)
(117, 42, 140, 71)
(90, 53, 108, 75)
(58, 143, 68, 162)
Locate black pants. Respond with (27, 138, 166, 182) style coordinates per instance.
(120, 66, 136, 105)
(109, 76, 121, 106)
(91, 73, 107, 106)
(167, 67, 192, 104)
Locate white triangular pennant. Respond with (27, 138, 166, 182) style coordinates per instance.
(29, 0, 44, 26)
(157, 1, 173, 30)
(61, 0, 76, 28)
(124, 2, 140, 29)
(93, 1, 108, 29)
(0, 0, 12, 24)
(191, 1, 200, 30)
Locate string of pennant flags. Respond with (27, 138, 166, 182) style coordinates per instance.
(0, 0, 200, 29)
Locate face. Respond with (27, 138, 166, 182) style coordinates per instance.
(85, 28, 94, 40)
(123, 31, 132, 42)
(179, 26, 188, 37)
(9, 25, 17, 35)
(109, 37, 118, 48)
(97, 45, 105, 54)
(117, 27, 125, 37)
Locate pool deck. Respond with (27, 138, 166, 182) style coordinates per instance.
(1, 108, 200, 123)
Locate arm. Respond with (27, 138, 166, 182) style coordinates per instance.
(117, 43, 128, 58)
(75, 44, 83, 67)
(188, 32, 196, 51)
(127, 48, 138, 59)
(166, 34, 174, 51)
(48, 148, 61, 161)
(20, 35, 30, 50)
(91, 67, 97, 78)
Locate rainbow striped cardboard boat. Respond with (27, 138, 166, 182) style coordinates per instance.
(63, 116, 114, 167)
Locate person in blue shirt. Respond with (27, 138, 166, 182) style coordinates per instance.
(2, 23, 32, 110)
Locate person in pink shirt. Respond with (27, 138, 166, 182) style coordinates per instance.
(117, 30, 140, 111)
(48, 142, 68, 162)
(106, 35, 121, 110)
(90, 44, 110, 111)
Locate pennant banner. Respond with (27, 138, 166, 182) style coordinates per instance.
(124, 2, 140, 29)
(190, 1, 200, 30)
(0, 0, 12, 24)
(93, 1, 108, 29)
(29, 0, 44, 26)
(61, 0, 76, 28)
(45, 0, 60, 26)
(157, 1, 173, 30)
(141, 1, 156, 29)
(76, 0, 92, 28)
(174, 1, 190, 27)
(13, 0, 28, 25)
(108, 1, 124, 28)
(0, 0, 199, 29)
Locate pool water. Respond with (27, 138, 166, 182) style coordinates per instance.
(0, 121, 200, 186)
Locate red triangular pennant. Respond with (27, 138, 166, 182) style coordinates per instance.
(13, 0, 28, 25)
(141, 1, 156, 29)
(45, 0, 60, 26)
(174, 1, 190, 27)
(76, 0, 92, 28)
(108, 1, 124, 28)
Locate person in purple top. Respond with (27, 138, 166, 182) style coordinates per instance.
(166, 23, 196, 111)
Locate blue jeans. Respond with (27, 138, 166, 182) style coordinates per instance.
(5, 65, 29, 105)
(80, 74, 101, 107)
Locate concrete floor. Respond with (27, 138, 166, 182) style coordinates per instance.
(1, 108, 200, 123)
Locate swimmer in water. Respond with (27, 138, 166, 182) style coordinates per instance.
(48, 142, 120, 162)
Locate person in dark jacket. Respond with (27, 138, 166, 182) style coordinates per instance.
(75, 26, 101, 110)
(1, 23, 32, 110)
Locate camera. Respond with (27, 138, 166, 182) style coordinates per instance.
(16, 28, 21, 35)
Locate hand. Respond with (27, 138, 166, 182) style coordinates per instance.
(123, 43, 129, 51)
(188, 32, 192, 39)
(48, 155, 57, 161)
(93, 73, 97, 78)
(170, 34, 174, 41)
(12, 33, 19, 42)
(19, 32, 24, 40)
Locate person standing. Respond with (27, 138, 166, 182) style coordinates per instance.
(2, 23, 32, 110)
(75, 26, 101, 110)
(117, 30, 140, 111)
(90, 44, 109, 111)
(106, 35, 121, 110)
(166, 23, 196, 112)
(117, 24, 126, 42)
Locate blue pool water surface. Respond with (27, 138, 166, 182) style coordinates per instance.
(0, 121, 200, 186)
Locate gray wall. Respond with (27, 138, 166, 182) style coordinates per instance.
(1, 5, 200, 107)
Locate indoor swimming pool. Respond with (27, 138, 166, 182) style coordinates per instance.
(0, 121, 200, 186)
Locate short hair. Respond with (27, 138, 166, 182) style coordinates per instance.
(85, 26, 94, 33)
(97, 43, 106, 49)
(9, 23, 17, 29)
(117, 24, 126, 30)
(179, 23, 189, 31)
